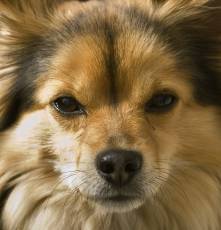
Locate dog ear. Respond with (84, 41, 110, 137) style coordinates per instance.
(155, 0, 221, 106)
(201, 0, 221, 76)
(153, 0, 211, 25)
(0, 0, 61, 131)
(0, 0, 98, 131)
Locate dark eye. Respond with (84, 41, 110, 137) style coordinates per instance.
(145, 94, 177, 113)
(52, 96, 86, 116)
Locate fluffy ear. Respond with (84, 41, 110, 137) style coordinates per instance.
(0, 0, 91, 131)
(202, 0, 221, 73)
(154, 0, 221, 106)
(153, 0, 211, 25)
(0, 0, 62, 131)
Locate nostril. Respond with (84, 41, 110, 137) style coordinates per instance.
(99, 161, 114, 174)
(125, 162, 139, 173)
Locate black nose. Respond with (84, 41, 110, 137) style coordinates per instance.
(96, 149, 142, 187)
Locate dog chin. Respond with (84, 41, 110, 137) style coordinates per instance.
(88, 195, 145, 213)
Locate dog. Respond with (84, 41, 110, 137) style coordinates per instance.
(0, 0, 220, 229)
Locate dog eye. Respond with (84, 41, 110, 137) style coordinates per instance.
(145, 94, 177, 113)
(52, 96, 86, 116)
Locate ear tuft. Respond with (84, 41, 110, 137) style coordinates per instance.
(0, 0, 62, 131)
(0, 0, 93, 131)
(154, 0, 212, 25)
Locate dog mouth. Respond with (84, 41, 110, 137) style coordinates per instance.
(85, 191, 145, 211)
(93, 194, 139, 203)
(85, 192, 145, 213)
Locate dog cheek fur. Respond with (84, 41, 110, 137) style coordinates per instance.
(0, 110, 89, 230)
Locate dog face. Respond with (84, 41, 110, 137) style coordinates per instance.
(0, 0, 221, 218)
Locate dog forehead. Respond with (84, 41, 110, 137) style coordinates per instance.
(46, 25, 175, 104)
(36, 5, 190, 107)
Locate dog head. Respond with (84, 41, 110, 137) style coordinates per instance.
(0, 0, 221, 214)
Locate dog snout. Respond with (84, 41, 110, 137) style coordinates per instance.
(96, 149, 143, 187)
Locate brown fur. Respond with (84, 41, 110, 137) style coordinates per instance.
(0, 0, 221, 229)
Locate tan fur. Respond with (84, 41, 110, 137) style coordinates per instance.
(0, 0, 221, 229)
